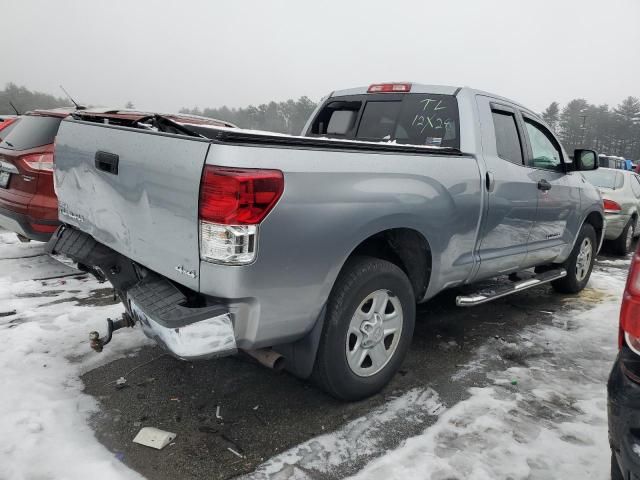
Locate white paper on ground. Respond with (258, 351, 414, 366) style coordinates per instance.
(132, 427, 176, 450)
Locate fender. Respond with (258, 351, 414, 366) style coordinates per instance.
(559, 208, 605, 262)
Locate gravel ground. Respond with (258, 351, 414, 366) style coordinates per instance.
(80, 249, 631, 479)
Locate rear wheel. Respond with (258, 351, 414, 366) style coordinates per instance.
(611, 219, 635, 256)
(312, 256, 415, 401)
(551, 223, 596, 294)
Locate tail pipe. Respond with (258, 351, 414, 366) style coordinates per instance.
(244, 348, 285, 371)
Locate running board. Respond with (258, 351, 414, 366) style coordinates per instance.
(456, 269, 567, 307)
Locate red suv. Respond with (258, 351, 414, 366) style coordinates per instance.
(0, 109, 235, 242)
(0, 109, 69, 240)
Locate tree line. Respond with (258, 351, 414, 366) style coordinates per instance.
(0, 83, 71, 114)
(542, 96, 640, 159)
(179, 96, 317, 136)
(2, 83, 638, 159)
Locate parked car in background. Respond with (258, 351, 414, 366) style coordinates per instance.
(0, 115, 18, 139)
(624, 159, 636, 171)
(48, 82, 604, 400)
(581, 168, 640, 255)
(0, 108, 70, 241)
(600, 154, 627, 170)
(608, 243, 640, 480)
(0, 108, 235, 242)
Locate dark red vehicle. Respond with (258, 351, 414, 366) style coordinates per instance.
(0, 115, 18, 134)
(0, 108, 235, 242)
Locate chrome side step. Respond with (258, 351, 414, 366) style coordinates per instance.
(456, 268, 567, 307)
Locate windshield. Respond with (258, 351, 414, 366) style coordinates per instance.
(581, 169, 623, 189)
(310, 93, 460, 149)
(0, 116, 62, 150)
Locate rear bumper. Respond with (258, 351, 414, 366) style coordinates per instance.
(608, 348, 640, 479)
(127, 275, 236, 360)
(0, 204, 58, 242)
(47, 226, 236, 360)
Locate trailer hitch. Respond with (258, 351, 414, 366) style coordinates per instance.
(89, 313, 135, 352)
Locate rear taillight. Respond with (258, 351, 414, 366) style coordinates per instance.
(22, 153, 54, 172)
(367, 83, 412, 93)
(198, 166, 284, 264)
(620, 250, 640, 352)
(604, 198, 622, 213)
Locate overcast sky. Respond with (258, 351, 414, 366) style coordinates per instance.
(3, 0, 639, 113)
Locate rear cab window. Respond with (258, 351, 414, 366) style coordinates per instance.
(309, 93, 460, 149)
(491, 110, 523, 165)
(0, 119, 19, 141)
(0, 115, 63, 150)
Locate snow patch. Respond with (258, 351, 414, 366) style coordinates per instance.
(246, 388, 444, 479)
(0, 230, 150, 480)
(349, 268, 624, 480)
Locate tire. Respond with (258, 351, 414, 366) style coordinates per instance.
(312, 256, 415, 401)
(611, 219, 635, 256)
(551, 223, 596, 294)
(611, 450, 624, 480)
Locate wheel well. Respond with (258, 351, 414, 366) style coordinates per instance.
(584, 211, 604, 245)
(348, 228, 431, 300)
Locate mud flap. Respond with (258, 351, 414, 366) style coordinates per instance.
(274, 305, 326, 379)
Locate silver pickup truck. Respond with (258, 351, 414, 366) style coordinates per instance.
(47, 83, 604, 400)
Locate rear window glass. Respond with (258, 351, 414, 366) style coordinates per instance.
(492, 111, 523, 165)
(311, 101, 361, 137)
(356, 101, 402, 141)
(0, 116, 62, 150)
(581, 169, 623, 189)
(311, 93, 460, 149)
(0, 119, 19, 140)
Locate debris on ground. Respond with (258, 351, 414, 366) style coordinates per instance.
(227, 447, 244, 459)
(132, 427, 176, 450)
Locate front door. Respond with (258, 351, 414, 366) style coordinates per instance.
(520, 115, 578, 266)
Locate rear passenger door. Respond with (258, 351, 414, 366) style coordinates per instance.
(473, 97, 538, 279)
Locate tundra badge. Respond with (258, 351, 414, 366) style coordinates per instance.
(58, 202, 85, 223)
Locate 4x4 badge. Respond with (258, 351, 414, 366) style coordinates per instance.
(175, 265, 197, 279)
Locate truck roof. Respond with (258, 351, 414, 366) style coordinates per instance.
(330, 83, 542, 121)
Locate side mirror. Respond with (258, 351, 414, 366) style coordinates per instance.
(573, 149, 598, 171)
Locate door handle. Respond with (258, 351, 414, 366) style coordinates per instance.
(485, 171, 495, 192)
(537, 179, 552, 191)
(95, 151, 119, 175)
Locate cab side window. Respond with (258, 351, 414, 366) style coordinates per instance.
(523, 118, 563, 171)
(491, 111, 523, 165)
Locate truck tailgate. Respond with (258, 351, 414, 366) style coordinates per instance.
(54, 120, 210, 290)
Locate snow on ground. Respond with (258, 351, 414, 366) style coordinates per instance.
(248, 266, 626, 480)
(0, 223, 628, 480)
(0, 229, 150, 480)
(246, 388, 445, 479)
(348, 268, 625, 480)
